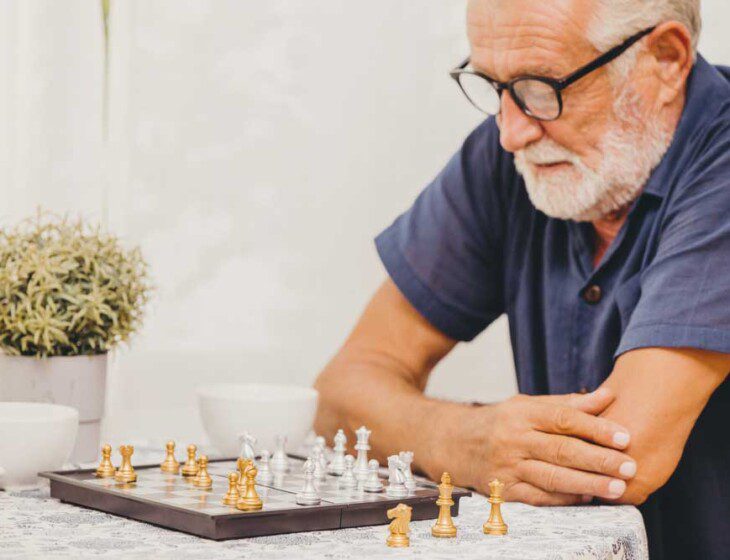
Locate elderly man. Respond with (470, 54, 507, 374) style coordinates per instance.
(314, 0, 729, 558)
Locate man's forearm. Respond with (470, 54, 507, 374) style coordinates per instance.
(313, 344, 472, 476)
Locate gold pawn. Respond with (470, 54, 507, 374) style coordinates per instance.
(160, 440, 180, 474)
(222, 472, 240, 506)
(95, 444, 116, 478)
(431, 472, 457, 538)
(181, 444, 199, 477)
(483, 478, 508, 536)
(236, 462, 263, 511)
(115, 445, 137, 484)
(194, 455, 213, 489)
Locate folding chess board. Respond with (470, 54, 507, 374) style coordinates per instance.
(40, 456, 471, 540)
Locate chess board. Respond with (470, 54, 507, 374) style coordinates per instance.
(40, 456, 471, 540)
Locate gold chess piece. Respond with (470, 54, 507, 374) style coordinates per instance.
(95, 444, 116, 478)
(236, 461, 263, 511)
(192, 458, 202, 485)
(236, 458, 250, 495)
(222, 472, 240, 506)
(115, 445, 137, 484)
(431, 472, 457, 538)
(386, 503, 412, 548)
(193, 455, 213, 489)
(483, 478, 508, 536)
(160, 441, 180, 474)
(181, 444, 199, 477)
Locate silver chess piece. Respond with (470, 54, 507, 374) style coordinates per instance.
(363, 459, 384, 493)
(399, 450, 417, 491)
(315, 436, 329, 471)
(327, 429, 347, 476)
(354, 426, 371, 482)
(296, 459, 321, 506)
(339, 455, 358, 490)
(239, 431, 257, 464)
(257, 449, 274, 484)
(301, 431, 318, 457)
(311, 446, 326, 481)
(271, 434, 289, 474)
(386, 455, 408, 498)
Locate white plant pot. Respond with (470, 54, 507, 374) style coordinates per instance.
(0, 354, 108, 464)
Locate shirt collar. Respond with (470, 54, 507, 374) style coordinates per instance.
(642, 54, 730, 199)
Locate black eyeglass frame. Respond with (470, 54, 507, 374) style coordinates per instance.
(450, 26, 656, 121)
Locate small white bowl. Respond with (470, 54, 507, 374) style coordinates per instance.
(0, 402, 79, 490)
(196, 383, 318, 456)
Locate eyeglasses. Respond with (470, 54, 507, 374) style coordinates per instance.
(450, 26, 655, 122)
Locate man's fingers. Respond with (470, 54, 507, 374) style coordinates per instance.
(527, 433, 637, 480)
(531, 403, 631, 450)
(519, 459, 627, 500)
(530, 388, 615, 415)
(505, 481, 588, 507)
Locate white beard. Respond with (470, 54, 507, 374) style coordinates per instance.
(513, 88, 672, 222)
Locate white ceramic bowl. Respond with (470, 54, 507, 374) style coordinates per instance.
(197, 383, 318, 456)
(0, 402, 79, 490)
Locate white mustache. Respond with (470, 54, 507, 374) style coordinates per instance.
(517, 140, 582, 166)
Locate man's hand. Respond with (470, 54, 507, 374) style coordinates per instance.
(315, 279, 638, 506)
(425, 388, 636, 505)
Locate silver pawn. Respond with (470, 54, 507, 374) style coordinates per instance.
(296, 459, 321, 506)
(327, 429, 347, 476)
(311, 446, 326, 481)
(363, 459, 384, 493)
(339, 455, 358, 490)
(257, 449, 273, 484)
(315, 436, 329, 471)
(271, 434, 289, 474)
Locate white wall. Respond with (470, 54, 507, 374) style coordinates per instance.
(1, 1, 729, 445)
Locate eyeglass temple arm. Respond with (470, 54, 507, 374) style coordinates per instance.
(557, 26, 656, 90)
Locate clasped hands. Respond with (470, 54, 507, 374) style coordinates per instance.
(439, 388, 636, 506)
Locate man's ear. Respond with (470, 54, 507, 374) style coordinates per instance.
(646, 21, 694, 106)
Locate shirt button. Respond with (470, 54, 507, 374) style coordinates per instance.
(583, 285, 602, 304)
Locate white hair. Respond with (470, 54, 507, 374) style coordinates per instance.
(588, 0, 701, 83)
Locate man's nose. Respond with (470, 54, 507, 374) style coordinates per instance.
(498, 91, 544, 153)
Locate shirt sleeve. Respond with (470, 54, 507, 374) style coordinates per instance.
(375, 119, 507, 341)
(616, 122, 730, 356)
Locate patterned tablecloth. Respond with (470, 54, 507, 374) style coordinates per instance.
(0, 448, 649, 560)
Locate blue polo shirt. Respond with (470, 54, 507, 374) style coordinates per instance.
(375, 55, 730, 560)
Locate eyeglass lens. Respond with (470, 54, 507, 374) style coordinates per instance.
(458, 74, 561, 121)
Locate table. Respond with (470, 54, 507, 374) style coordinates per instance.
(0, 448, 649, 559)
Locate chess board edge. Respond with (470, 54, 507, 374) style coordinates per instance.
(39, 456, 472, 541)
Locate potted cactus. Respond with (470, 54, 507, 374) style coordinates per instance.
(0, 211, 151, 462)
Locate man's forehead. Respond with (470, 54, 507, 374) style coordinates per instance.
(467, 0, 596, 79)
